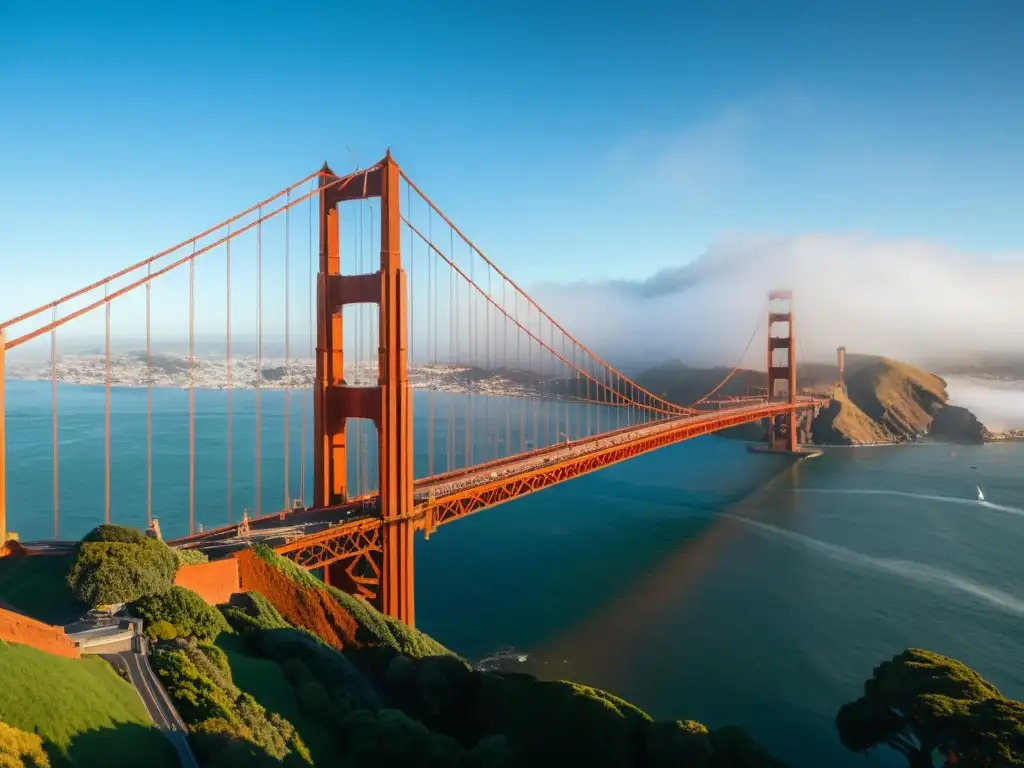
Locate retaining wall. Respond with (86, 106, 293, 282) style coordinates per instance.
(173, 558, 241, 605)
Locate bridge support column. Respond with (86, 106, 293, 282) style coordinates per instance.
(766, 291, 799, 453)
(377, 153, 415, 627)
(836, 346, 846, 394)
(314, 152, 415, 627)
(314, 165, 348, 507)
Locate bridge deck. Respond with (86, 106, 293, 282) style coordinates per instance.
(162, 397, 821, 562)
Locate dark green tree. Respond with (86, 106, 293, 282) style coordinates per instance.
(130, 585, 230, 642)
(837, 648, 1024, 767)
(67, 540, 176, 606)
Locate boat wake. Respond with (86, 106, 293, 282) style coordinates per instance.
(476, 647, 530, 671)
(793, 488, 1024, 518)
(725, 514, 1024, 617)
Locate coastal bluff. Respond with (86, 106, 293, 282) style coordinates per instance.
(638, 354, 990, 446)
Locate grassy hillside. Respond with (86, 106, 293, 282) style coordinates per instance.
(0, 641, 177, 767)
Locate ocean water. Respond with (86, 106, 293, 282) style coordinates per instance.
(4, 379, 1024, 767)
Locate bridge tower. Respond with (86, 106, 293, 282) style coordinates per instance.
(836, 346, 846, 393)
(314, 152, 415, 626)
(766, 290, 798, 452)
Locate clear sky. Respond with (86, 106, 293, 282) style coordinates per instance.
(2, 1, 1023, 363)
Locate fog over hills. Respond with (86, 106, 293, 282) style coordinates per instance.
(530, 232, 1024, 372)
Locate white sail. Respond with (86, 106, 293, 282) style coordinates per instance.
(977, 486, 985, 502)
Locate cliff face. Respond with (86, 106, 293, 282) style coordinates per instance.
(821, 357, 989, 445)
(638, 354, 990, 446)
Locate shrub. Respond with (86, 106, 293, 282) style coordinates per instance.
(67, 539, 176, 607)
(145, 620, 178, 643)
(254, 628, 380, 711)
(82, 524, 148, 545)
(0, 720, 50, 767)
(337, 708, 466, 766)
(130, 586, 230, 642)
(296, 681, 331, 718)
(152, 641, 310, 765)
(475, 674, 652, 768)
(172, 548, 209, 568)
(220, 593, 291, 633)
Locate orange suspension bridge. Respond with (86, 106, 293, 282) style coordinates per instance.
(0, 152, 827, 625)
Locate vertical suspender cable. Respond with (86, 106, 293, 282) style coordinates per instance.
(189, 243, 196, 535)
(427, 210, 434, 477)
(256, 206, 263, 516)
(300, 182, 312, 506)
(284, 191, 291, 509)
(503, 278, 510, 458)
(51, 306, 59, 537)
(226, 223, 233, 523)
(146, 264, 152, 526)
(104, 281, 111, 524)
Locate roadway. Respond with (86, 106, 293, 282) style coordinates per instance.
(178, 396, 821, 555)
(106, 648, 199, 768)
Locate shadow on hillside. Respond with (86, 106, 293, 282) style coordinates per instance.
(60, 722, 178, 768)
(0, 554, 85, 625)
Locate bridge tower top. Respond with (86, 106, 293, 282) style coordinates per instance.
(314, 153, 415, 627)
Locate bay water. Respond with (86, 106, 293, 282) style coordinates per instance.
(4, 378, 1023, 766)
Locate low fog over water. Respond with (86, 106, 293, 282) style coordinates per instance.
(945, 376, 1024, 432)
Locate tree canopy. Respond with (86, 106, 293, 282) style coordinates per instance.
(131, 586, 230, 642)
(837, 648, 1024, 767)
(67, 525, 177, 607)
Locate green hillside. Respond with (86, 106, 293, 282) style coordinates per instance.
(0, 641, 177, 767)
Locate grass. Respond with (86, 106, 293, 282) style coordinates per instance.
(216, 632, 335, 765)
(0, 640, 177, 766)
(0, 554, 84, 625)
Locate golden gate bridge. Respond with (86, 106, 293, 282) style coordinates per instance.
(0, 151, 826, 626)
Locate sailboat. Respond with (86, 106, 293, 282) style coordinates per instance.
(976, 486, 985, 502)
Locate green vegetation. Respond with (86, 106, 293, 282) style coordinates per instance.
(67, 526, 180, 607)
(204, 549, 785, 767)
(216, 633, 336, 765)
(172, 548, 209, 568)
(837, 648, 1024, 767)
(0, 640, 176, 767)
(0, 554, 83, 626)
(130, 586, 231, 642)
(221, 592, 291, 633)
(252, 545, 455, 659)
(151, 637, 312, 767)
(146, 619, 178, 643)
(0, 720, 50, 767)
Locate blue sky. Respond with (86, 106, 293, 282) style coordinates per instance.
(2, 1, 1023, 360)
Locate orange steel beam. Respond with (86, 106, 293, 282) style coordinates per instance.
(174, 396, 825, 552)
(419, 401, 816, 528)
(277, 516, 382, 569)
(377, 152, 415, 626)
(767, 290, 798, 452)
(272, 400, 821, 572)
(311, 152, 415, 626)
(314, 164, 347, 507)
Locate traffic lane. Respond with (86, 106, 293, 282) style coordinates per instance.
(121, 651, 199, 768)
(418, 403, 782, 497)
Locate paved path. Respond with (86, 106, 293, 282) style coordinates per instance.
(105, 650, 199, 768)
